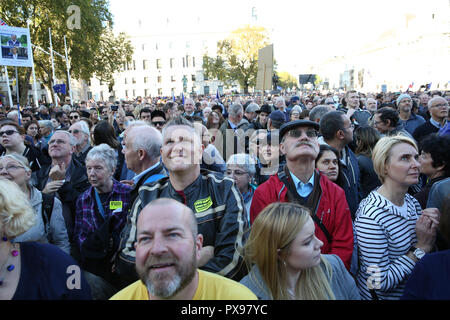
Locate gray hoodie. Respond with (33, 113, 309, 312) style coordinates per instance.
(13, 187, 70, 254)
(240, 254, 361, 300)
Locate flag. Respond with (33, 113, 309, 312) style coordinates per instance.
(406, 82, 414, 92)
(0, 18, 8, 26)
(181, 92, 185, 105)
(18, 105, 22, 126)
(216, 88, 220, 99)
(426, 83, 432, 90)
(172, 91, 176, 102)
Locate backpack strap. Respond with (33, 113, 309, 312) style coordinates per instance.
(41, 193, 55, 231)
(277, 169, 332, 243)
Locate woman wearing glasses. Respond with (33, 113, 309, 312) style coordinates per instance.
(225, 154, 257, 224)
(0, 154, 70, 254)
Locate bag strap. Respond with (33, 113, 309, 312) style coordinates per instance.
(277, 170, 333, 243)
(41, 193, 54, 230)
(144, 173, 165, 185)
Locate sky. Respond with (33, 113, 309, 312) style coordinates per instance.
(109, 0, 437, 75)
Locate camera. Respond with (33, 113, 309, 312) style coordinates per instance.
(111, 105, 118, 111)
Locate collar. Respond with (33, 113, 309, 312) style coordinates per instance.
(133, 161, 160, 184)
(289, 170, 315, 189)
(430, 117, 443, 129)
(228, 119, 238, 130)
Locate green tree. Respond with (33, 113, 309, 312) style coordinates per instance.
(0, 0, 133, 106)
(203, 25, 270, 94)
(277, 71, 298, 90)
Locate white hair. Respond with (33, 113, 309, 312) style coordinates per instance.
(86, 143, 117, 173)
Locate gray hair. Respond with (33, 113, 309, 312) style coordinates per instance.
(85, 143, 117, 172)
(129, 125, 162, 161)
(226, 153, 256, 177)
(228, 103, 244, 117)
(39, 105, 47, 112)
(73, 120, 90, 143)
(309, 105, 332, 122)
(7, 110, 18, 120)
(38, 120, 54, 131)
(125, 120, 148, 130)
(0, 153, 31, 173)
(53, 130, 77, 146)
(290, 105, 302, 114)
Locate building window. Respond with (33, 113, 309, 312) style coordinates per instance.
(203, 73, 208, 81)
(186, 41, 190, 49)
(87, 91, 92, 99)
(132, 77, 136, 84)
(142, 43, 145, 51)
(192, 57, 195, 67)
(144, 89, 150, 97)
(171, 88, 176, 94)
(133, 60, 136, 70)
(191, 74, 196, 81)
(144, 77, 148, 83)
(186, 55, 190, 68)
(125, 90, 128, 97)
(157, 76, 162, 83)
(158, 88, 162, 95)
(143, 60, 148, 70)
(182, 57, 185, 68)
(171, 75, 176, 82)
(170, 58, 175, 69)
(203, 86, 209, 95)
(124, 78, 128, 84)
(87, 80, 91, 86)
(132, 89, 136, 97)
(156, 59, 162, 69)
(155, 42, 159, 50)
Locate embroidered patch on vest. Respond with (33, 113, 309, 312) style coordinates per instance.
(194, 197, 213, 213)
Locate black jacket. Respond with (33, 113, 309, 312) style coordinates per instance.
(35, 157, 90, 241)
(116, 169, 248, 285)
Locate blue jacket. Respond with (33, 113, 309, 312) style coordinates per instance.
(340, 146, 361, 220)
(399, 113, 426, 135)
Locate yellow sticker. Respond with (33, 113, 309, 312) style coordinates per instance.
(194, 197, 212, 213)
(110, 201, 123, 210)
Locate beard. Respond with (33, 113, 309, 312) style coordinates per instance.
(137, 249, 197, 299)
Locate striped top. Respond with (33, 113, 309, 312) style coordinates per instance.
(354, 189, 422, 300)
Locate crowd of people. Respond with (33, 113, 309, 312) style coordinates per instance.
(0, 88, 449, 300)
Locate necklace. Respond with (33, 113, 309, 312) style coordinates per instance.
(0, 237, 19, 287)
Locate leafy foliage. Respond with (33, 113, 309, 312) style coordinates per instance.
(203, 25, 270, 94)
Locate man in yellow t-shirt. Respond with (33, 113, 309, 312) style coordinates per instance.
(110, 198, 256, 300)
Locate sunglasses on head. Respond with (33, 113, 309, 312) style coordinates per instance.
(0, 129, 19, 136)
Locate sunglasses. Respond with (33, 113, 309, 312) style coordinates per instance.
(69, 115, 79, 119)
(0, 130, 19, 136)
(68, 129, 80, 134)
(152, 121, 166, 126)
(287, 128, 318, 139)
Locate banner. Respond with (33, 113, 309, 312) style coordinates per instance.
(0, 25, 33, 68)
(256, 44, 273, 91)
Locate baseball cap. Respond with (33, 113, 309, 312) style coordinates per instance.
(268, 110, 286, 123)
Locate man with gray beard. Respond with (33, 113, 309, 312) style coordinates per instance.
(69, 120, 92, 165)
(110, 199, 257, 300)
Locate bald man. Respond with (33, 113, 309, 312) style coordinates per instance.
(110, 199, 256, 300)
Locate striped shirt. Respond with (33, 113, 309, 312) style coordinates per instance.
(354, 190, 422, 300)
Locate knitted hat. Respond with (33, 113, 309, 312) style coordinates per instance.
(396, 93, 411, 106)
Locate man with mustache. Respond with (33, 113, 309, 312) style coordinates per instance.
(250, 120, 354, 270)
(111, 198, 257, 300)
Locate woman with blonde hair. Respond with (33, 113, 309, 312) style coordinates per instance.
(355, 135, 440, 300)
(0, 180, 91, 299)
(240, 202, 360, 300)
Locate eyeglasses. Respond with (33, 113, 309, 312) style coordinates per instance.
(225, 169, 248, 176)
(0, 130, 19, 136)
(430, 103, 448, 108)
(69, 115, 79, 119)
(48, 139, 68, 145)
(152, 121, 166, 127)
(68, 129, 80, 134)
(342, 123, 355, 130)
(0, 164, 25, 172)
(287, 128, 318, 139)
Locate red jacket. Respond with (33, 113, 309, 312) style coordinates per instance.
(250, 170, 354, 270)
